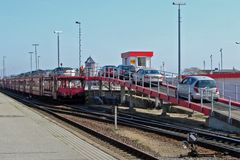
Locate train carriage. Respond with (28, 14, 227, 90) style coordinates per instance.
(0, 67, 86, 103)
(56, 76, 85, 101)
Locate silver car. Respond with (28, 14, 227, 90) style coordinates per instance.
(132, 68, 163, 86)
(176, 76, 219, 101)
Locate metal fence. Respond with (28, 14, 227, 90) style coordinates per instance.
(217, 81, 240, 102)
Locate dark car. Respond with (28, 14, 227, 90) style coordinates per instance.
(99, 65, 117, 77)
(116, 65, 136, 80)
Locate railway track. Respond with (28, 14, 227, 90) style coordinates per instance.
(1, 90, 240, 158)
(33, 102, 240, 157)
(57, 105, 240, 157)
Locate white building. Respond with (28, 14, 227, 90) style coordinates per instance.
(121, 51, 153, 70)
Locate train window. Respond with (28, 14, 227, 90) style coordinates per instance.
(70, 80, 81, 88)
(57, 81, 61, 87)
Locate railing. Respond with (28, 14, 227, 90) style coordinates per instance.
(78, 67, 240, 122)
(217, 81, 240, 102)
(93, 69, 240, 122)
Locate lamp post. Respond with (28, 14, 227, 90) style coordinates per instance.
(54, 30, 62, 67)
(75, 21, 81, 69)
(2, 56, 6, 78)
(37, 56, 40, 69)
(162, 61, 165, 72)
(220, 48, 223, 70)
(32, 44, 39, 70)
(173, 2, 186, 81)
(29, 52, 33, 73)
(28, 52, 33, 96)
(203, 60, 205, 70)
(210, 54, 213, 72)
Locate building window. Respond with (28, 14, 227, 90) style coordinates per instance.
(124, 58, 127, 65)
(138, 57, 146, 67)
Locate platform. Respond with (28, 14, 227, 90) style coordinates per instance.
(0, 93, 116, 160)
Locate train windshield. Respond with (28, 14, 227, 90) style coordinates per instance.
(69, 80, 82, 88)
(59, 79, 83, 88)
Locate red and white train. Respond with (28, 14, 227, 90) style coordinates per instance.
(0, 67, 86, 103)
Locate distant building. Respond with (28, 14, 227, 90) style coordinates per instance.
(199, 68, 240, 74)
(121, 51, 153, 70)
(85, 56, 96, 76)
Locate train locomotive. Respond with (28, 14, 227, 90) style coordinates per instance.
(0, 67, 86, 103)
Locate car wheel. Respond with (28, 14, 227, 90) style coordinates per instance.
(190, 95, 194, 102)
(132, 79, 135, 84)
(175, 91, 178, 98)
(175, 91, 182, 99)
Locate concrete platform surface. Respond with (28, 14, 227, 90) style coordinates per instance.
(0, 93, 116, 160)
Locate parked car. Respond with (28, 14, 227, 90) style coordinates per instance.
(132, 68, 164, 86)
(176, 76, 219, 101)
(98, 65, 117, 77)
(116, 65, 136, 80)
(51, 67, 76, 76)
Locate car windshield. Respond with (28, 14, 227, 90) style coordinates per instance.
(121, 66, 130, 70)
(121, 66, 135, 71)
(144, 70, 160, 74)
(106, 66, 115, 68)
(196, 80, 216, 88)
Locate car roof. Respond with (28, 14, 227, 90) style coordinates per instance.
(186, 76, 215, 81)
(140, 68, 158, 71)
(103, 65, 116, 68)
(117, 65, 135, 67)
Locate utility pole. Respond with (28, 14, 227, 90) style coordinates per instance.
(32, 44, 39, 70)
(210, 54, 213, 72)
(203, 60, 205, 70)
(3, 56, 6, 78)
(173, 2, 186, 81)
(29, 52, 33, 73)
(54, 31, 62, 67)
(75, 21, 81, 69)
(38, 56, 40, 69)
(162, 61, 165, 72)
(28, 52, 33, 97)
(220, 48, 223, 70)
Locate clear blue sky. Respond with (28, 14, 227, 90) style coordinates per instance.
(1, 0, 240, 75)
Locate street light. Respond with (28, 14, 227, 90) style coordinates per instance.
(2, 56, 6, 78)
(75, 21, 81, 69)
(173, 2, 186, 80)
(28, 52, 34, 73)
(210, 54, 213, 72)
(32, 44, 39, 70)
(220, 48, 223, 70)
(54, 30, 62, 67)
(28, 51, 34, 96)
(162, 61, 165, 72)
(203, 60, 205, 70)
(38, 56, 40, 69)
